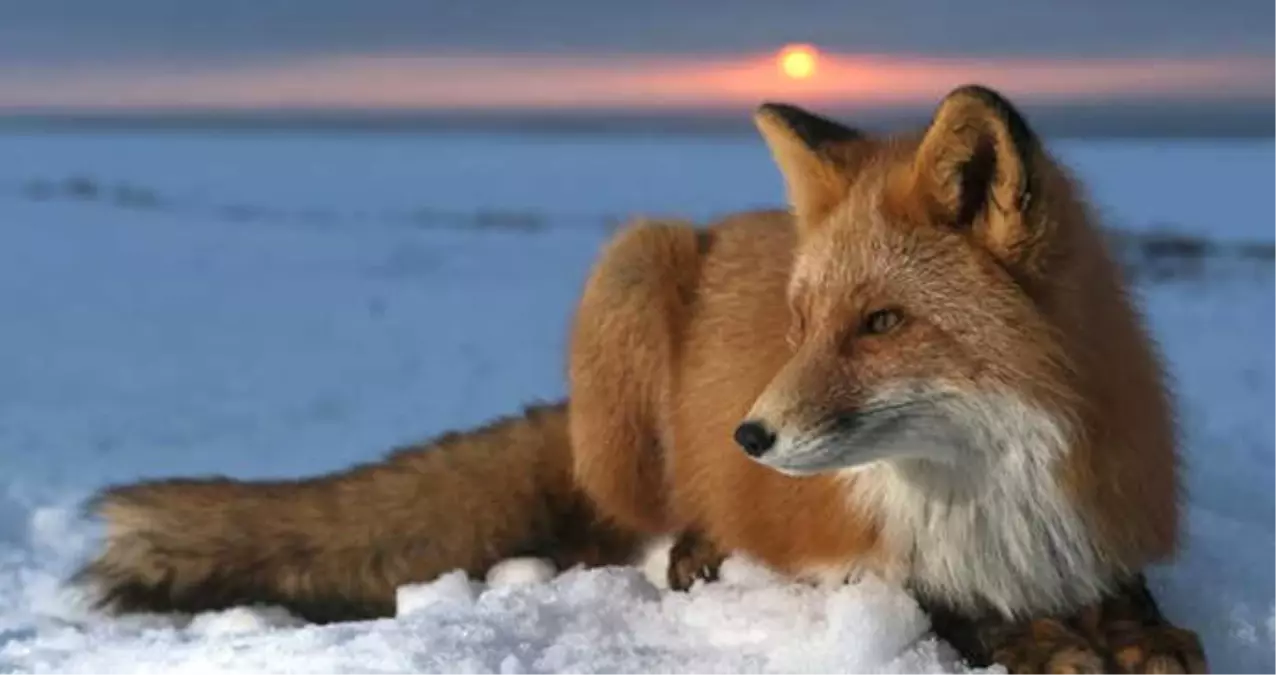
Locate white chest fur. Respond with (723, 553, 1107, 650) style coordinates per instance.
(847, 389, 1117, 617)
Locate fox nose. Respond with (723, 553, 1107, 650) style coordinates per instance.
(734, 421, 777, 457)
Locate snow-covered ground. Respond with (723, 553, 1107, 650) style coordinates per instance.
(0, 131, 1271, 673)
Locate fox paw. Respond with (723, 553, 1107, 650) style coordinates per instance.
(991, 614, 1209, 675)
(1073, 575, 1209, 674)
(666, 530, 725, 591)
(985, 618, 1106, 674)
(1104, 625, 1207, 674)
(981, 623, 1206, 674)
(925, 573, 1208, 675)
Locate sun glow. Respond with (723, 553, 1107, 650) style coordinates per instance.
(778, 44, 819, 80)
(3, 52, 1268, 111)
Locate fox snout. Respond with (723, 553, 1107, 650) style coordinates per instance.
(733, 420, 777, 457)
(738, 411, 887, 456)
(733, 408, 874, 476)
(737, 390, 974, 476)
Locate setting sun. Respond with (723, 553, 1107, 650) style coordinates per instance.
(778, 44, 819, 80)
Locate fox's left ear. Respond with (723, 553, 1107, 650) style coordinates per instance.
(754, 102, 865, 229)
(908, 85, 1042, 262)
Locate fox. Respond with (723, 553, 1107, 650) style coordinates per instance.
(75, 85, 1204, 672)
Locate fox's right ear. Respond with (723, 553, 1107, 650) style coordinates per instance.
(907, 85, 1043, 265)
(754, 103, 864, 229)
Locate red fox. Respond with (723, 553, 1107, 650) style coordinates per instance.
(76, 85, 1203, 672)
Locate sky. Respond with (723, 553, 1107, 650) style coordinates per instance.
(0, 0, 1271, 111)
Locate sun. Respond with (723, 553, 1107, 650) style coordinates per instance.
(778, 44, 819, 80)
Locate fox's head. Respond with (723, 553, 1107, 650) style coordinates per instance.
(737, 85, 1088, 480)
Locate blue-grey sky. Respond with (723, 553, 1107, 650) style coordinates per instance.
(0, 0, 1270, 111)
(3, 0, 1272, 66)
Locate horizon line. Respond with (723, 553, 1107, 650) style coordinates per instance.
(1, 51, 1270, 111)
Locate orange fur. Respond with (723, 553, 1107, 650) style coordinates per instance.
(570, 85, 1180, 612)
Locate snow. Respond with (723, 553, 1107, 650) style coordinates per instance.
(484, 558, 560, 589)
(0, 130, 1271, 673)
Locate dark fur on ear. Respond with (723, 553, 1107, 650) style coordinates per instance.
(756, 102, 864, 153)
(911, 84, 1045, 264)
(754, 102, 867, 228)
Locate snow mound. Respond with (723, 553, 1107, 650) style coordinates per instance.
(1, 543, 978, 674)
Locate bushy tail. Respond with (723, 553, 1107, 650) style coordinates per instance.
(73, 401, 643, 623)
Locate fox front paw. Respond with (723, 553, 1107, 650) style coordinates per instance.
(1105, 624, 1207, 674)
(666, 529, 726, 591)
(923, 573, 1208, 675)
(985, 620, 1204, 673)
(984, 618, 1105, 674)
(1073, 575, 1208, 674)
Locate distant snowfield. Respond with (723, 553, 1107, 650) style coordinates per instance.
(0, 132, 1271, 673)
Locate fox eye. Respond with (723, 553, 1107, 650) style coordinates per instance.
(862, 308, 904, 335)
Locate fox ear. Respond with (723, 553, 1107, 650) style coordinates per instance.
(754, 102, 864, 229)
(910, 85, 1042, 262)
